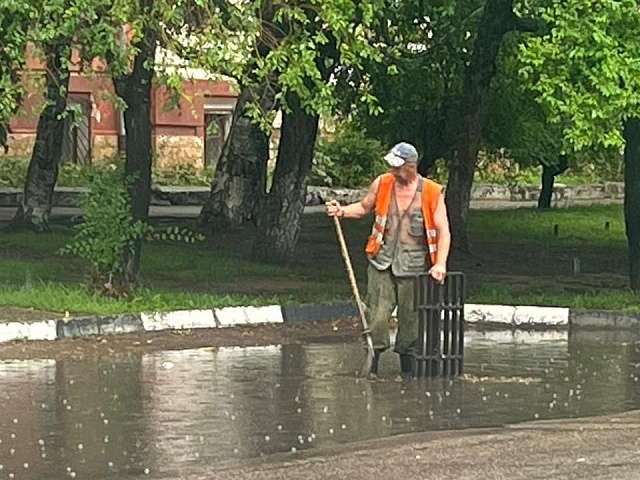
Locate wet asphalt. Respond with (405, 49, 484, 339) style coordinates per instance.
(1, 329, 640, 479)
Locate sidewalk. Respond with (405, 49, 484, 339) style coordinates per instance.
(211, 410, 640, 479)
(0, 205, 202, 223)
(0, 197, 625, 224)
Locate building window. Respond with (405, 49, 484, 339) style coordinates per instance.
(203, 96, 236, 169)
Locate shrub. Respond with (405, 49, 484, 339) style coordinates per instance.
(0, 156, 215, 188)
(310, 127, 387, 188)
(152, 163, 214, 186)
(60, 167, 203, 297)
(59, 167, 149, 295)
(0, 156, 28, 187)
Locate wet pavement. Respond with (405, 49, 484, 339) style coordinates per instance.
(1, 329, 640, 479)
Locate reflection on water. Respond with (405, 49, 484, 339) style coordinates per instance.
(1, 330, 640, 479)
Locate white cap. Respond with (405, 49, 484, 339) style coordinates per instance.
(384, 142, 419, 167)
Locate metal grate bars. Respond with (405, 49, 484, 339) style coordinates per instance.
(414, 272, 466, 377)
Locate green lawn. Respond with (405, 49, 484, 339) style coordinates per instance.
(0, 204, 637, 315)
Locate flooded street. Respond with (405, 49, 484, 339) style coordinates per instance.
(1, 329, 640, 479)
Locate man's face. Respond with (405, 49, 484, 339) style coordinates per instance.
(392, 163, 418, 183)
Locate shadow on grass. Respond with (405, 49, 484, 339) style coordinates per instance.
(0, 205, 636, 315)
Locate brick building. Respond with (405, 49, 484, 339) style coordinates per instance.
(4, 50, 238, 169)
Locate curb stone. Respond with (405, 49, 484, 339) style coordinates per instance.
(0, 303, 637, 345)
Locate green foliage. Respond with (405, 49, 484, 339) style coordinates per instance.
(485, 27, 625, 184)
(0, 157, 28, 188)
(0, 151, 623, 191)
(473, 163, 614, 186)
(59, 167, 203, 296)
(0, 1, 34, 123)
(185, 0, 388, 132)
(149, 225, 203, 244)
(151, 164, 214, 187)
(518, 0, 640, 151)
(348, 0, 484, 159)
(310, 126, 387, 187)
(0, 156, 103, 188)
(0, 157, 214, 187)
(484, 33, 563, 169)
(59, 167, 149, 291)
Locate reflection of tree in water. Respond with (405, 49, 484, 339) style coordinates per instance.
(219, 344, 311, 458)
(50, 356, 147, 478)
(0, 360, 55, 479)
(276, 344, 315, 452)
(622, 332, 640, 409)
(151, 347, 288, 462)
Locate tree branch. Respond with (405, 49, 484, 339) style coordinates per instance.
(512, 14, 549, 35)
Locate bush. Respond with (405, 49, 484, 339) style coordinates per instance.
(0, 156, 215, 188)
(152, 163, 214, 186)
(60, 167, 203, 297)
(59, 167, 150, 295)
(310, 127, 388, 188)
(473, 151, 624, 186)
(0, 156, 28, 187)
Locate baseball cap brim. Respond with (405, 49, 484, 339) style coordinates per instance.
(384, 152, 405, 167)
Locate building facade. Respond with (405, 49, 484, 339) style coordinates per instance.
(5, 53, 238, 169)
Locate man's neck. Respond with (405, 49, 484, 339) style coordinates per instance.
(395, 175, 419, 188)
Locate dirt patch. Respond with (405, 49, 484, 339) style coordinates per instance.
(0, 318, 364, 361)
(449, 242, 629, 292)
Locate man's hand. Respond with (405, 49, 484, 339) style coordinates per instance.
(428, 263, 446, 284)
(325, 199, 344, 218)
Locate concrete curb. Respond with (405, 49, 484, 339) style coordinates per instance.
(0, 302, 637, 345)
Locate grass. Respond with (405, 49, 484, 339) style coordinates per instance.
(472, 286, 640, 312)
(0, 204, 637, 316)
(0, 283, 288, 316)
(467, 205, 627, 247)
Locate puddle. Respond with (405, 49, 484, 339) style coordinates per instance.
(1, 329, 639, 479)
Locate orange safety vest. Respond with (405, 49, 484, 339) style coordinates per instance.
(365, 173, 441, 265)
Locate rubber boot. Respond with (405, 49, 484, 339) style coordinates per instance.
(368, 349, 384, 379)
(399, 354, 415, 378)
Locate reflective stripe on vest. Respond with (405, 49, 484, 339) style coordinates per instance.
(365, 173, 441, 265)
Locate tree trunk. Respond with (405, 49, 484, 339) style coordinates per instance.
(198, 82, 276, 229)
(445, 0, 517, 253)
(537, 155, 567, 210)
(537, 164, 555, 209)
(112, 20, 155, 289)
(9, 40, 71, 232)
(252, 92, 319, 263)
(623, 118, 640, 292)
(418, 104, 453, 177)
(199, 0, 280, 230)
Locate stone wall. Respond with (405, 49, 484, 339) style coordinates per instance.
(153, 135, 204, 169)
(92, 135, 119, 162)
(0, 182, 627, 207)
(5, 133, 205, 168)
(4, 134, 119, 163)
(4, 134, 35, 158)
(306, 182, 627, 206)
